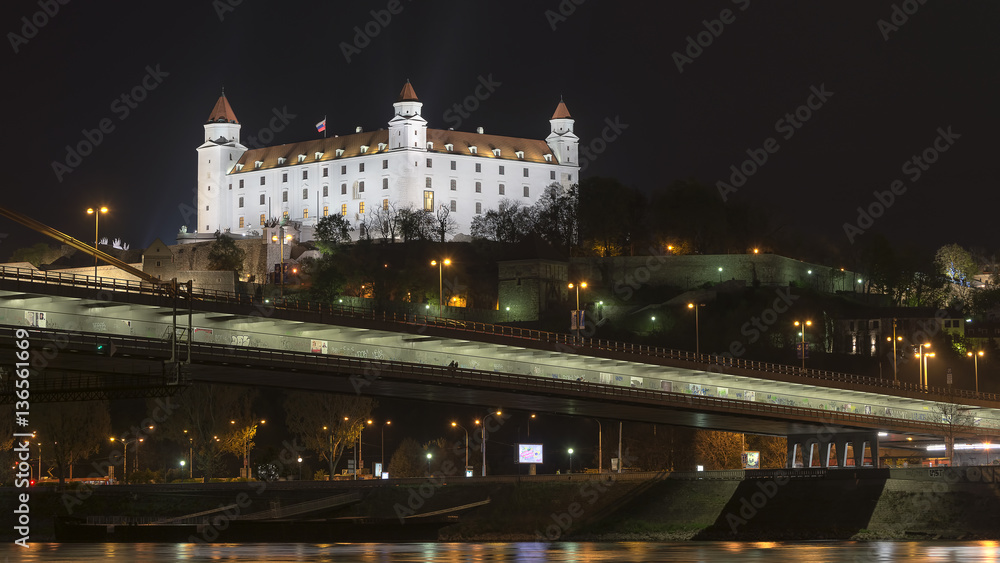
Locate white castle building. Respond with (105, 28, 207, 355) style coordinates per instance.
(183, 81, 579, 243)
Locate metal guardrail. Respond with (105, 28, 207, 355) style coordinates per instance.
(1, 265, 995, 403)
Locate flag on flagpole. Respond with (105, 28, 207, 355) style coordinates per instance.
(315, 118, 327, 133)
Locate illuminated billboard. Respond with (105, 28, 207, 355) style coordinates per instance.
(518, 444, 544, 464)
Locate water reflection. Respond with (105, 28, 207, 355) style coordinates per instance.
(4, 541, 1000, 562)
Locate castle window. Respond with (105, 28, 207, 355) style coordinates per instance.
(303, 208, 309, 219)
(445, 143, 454, 152)
(359, 181, 365, 192)
(426, 177, 432, 188)
(341, 183, 347, 195)
(228, 183, 232, 190)
(260, 214, 265, 226)
(323, 186, 329, 197)
(360, 146, 369, 154)
(259, 194, 265, 205)
(323, 206, 329, 216)
(523, 167, 529, 177)
(499, 165, 505, 175)
(359, 163, 366, 173)
(336, 149, 344, 157)
(544, 154, 553, 162)
(298, 154, 306, 163)
(427, 142, 434, 150)
(282, 173, 288, 183)
(236, 163, 244, 171)
(278, 157, 287, 165)
(260, 176, 265, 185)
(516, 151, 525, 160)
(475, 182, 482, 193)
(550, 170, 556, 180)
(493, 148, 501, 157)
(378, 143, 387, 151)
(383, 198, 389, 210)
(315, 152, 324, 160)
(302, 170, 308, 180)
(341, 204, 347, 216)
(254, 161, 262, 169)
(450, 179, 457, 191)
(382, 159, 388, 169)
(282, 210, 289, 220)
(469, 146, 477, 154)
(426, 158, 432, 168)
(568, 174, 572, 181)
(523, 186, 529, 197)
(238, 217, 244, 228)
(450, 161, 456, 170)
(450, 200, 457, 212)
(238, 197, 244, 208)
(423, 190, 434, 211)
(359, 202, 365, 213)
(303, 189, 308, 199)
(499, 184, 505, 195)
(282, 191, 288, 202)
(239, 179, 244, 189)
(476, 202, 482, 214)
(475, 163, 481, 173)
(382, 178, 389, 189)
(323, 168, 329, 177)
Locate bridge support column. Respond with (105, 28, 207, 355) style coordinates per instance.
(787, 432, 881, 468)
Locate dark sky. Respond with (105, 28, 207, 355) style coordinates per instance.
(4, 0, 998, 255)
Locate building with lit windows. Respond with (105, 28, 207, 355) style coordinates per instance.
(182, 81, 579, 243)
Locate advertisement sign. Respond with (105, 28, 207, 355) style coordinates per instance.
(517, 444, 544, 464)
(311, 339, 329, 354)
(742, 451, 761, 469)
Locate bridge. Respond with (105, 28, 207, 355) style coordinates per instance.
(2, 266, 997, 469)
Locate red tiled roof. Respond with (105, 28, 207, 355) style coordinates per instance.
(551, 100, 571, 119)
(397, 81, 419, 102)
(232, 128, 559, 174)
(207, 93, 239, 124)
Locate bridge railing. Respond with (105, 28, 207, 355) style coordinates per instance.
(2, 265, 997, 403)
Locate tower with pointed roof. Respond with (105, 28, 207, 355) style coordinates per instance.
(389, 80, 427, 151)
(546, 99, 578, 168)
(196, 92, 247, 236)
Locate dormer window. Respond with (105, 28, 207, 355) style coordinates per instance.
(426, 142, 434, 150)
(544, 154, 553, 162)
(235, 163, 244, 171)
(445, 143, 454, 152)
(492, 148, 501, 157)
(360, 145, 369, 154)
(377, 143, 386, 151)
(469, 146, 477, 154)
(298, 154, 307, 163)
(254, 161, 263, 169)
(336, 149, 345, 157)
(315, 152, 324, 160)
(515, 150, 525, 159)
(277, 157, 287, 165)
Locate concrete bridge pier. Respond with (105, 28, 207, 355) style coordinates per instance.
(786, 432, 879, 468)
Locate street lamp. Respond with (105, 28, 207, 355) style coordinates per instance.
(297, 456, 303, 480)
(794, 320, 812, 370)
(968, 351, 985, 393)
(110, 436, 136, 482)
(718, 267, 723, 282)
(920, 351, 936, 387)
(687, 303, 705, 356)
(568, 281, 587, 342)
(86, 206, 108, 280)
(568, 448, 574, 473)
(426, 452, 432, 474)
(886, 318, 903, 383)
(430, 258, 451, 309)
(358, 419, 372, 480)
(592, 418, 603, 473)
(917, 343, 932, 386)
(451, 422, 469, 475)
(381, 420, 391, 471)
(477, 409, 503, 477)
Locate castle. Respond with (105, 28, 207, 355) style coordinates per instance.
(182, 82, 580, 243)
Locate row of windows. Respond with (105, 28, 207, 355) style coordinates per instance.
(236, 180, 535, 209)
(231, 163, 567, 190)
(237, 196, 493, 229)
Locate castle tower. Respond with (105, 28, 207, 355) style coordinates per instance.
(388, 80, 427, 150)
(545, 98, 578, 167)
(196, 92, 246, 235)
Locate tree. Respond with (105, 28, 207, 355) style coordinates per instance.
(35, 401, 112, 483)
(207, 233, 246, 275)
(533, 183, 579, 252)
(219, 422, 258, 479)
(371, 202, 402, 243)
(284, 392, 376, 477)
(693, 430, 744, 470)
(937, 401, 978, 466)
(579, 177, 643, 256)
(936, 243, 978, 288)
(470, 199, 536, 243)
(433, 205, 458, 242)
(398, 205, 434, 241)
(387, 437, 425, 478)
(314, 215, 355, 254)
(302, 254, 346, 302)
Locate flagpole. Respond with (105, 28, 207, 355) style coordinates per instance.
(323, 115, 327, 138)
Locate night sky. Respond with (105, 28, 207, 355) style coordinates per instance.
(5, 1, 999, 256)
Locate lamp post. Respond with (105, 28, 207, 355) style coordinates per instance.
(887, 318, 902, 383)
(592, 418, 603, 473)
(687, 303, 704, 357)
(110, 436, 136, 482)
(183, 430, 194, 479)
(794, 320, 812, 370)
(431, 258, 451, 309)
(477, 410, 503, 476)
(968, 351, 985, 393)
(86, 206, 108, 280)
(921, 351, 936, 387)
(381, 420, 391, 471)
(426, 452, 432, 474)
(358, 419, 372, 480)
(297, 457, 303, 480)
(917, 343, 932, 386)
(568, 281, 587, 342)
(568, 448, 574, 473)
(451, 422, 469, 474)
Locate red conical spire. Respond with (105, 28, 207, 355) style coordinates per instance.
(397, 80, 419, 102)
(551, 97, 571, 119)
(207, 91, 239, 124)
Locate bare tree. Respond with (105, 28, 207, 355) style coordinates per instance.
(433, 205, 458, 242)
(937, 401, 979, 465)
(35, 401, 112, 483)
(693, 430, 744, 470)
(284, 392, 377, 478)
(398, 205, 434, 241)
(371, 202, 401, 243)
